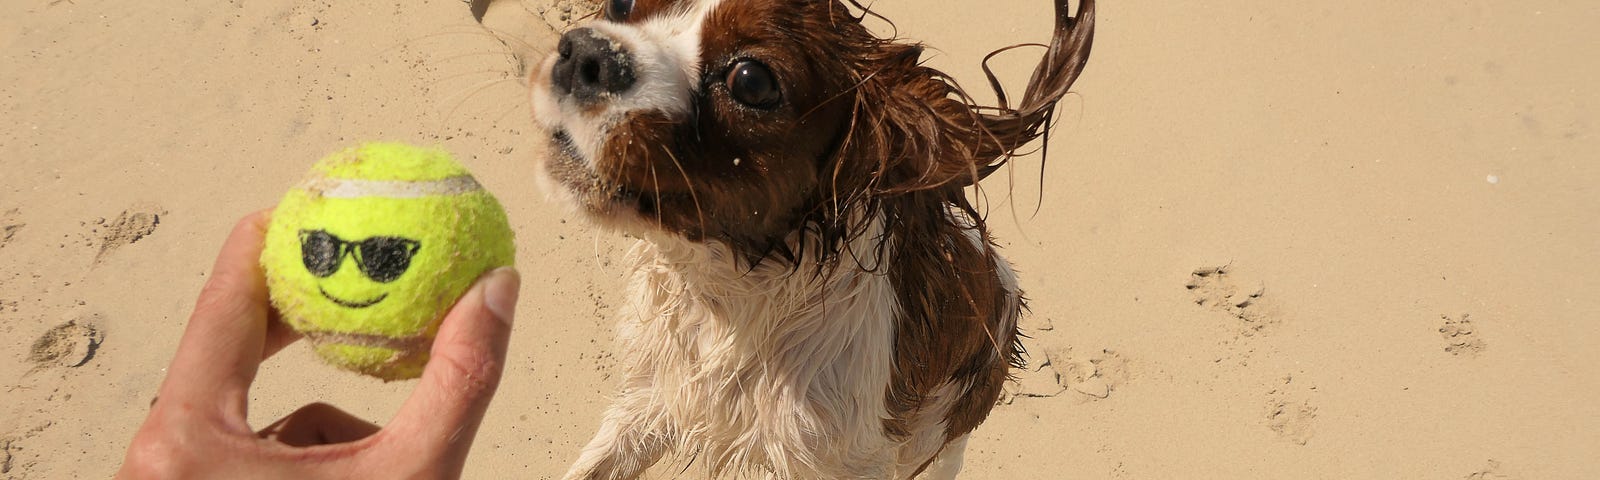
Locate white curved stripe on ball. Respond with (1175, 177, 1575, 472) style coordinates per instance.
(301, 175, 483, 198)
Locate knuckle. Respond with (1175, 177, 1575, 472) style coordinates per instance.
(119, 432, 193, 479)
(192, 277, 247, 318)
(432, 345, 503, 398)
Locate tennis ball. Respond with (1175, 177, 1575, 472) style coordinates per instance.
(260, 142, 515, 380)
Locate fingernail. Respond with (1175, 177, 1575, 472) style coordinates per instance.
(482, 267, 520, 327)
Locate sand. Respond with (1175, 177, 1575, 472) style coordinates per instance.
(2, 0, 1596, 478)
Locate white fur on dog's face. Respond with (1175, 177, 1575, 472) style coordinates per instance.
(529, 1, 719, 235)
(529, 1, 716, 165)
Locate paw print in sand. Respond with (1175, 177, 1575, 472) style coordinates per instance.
(1001, 347, 1129, 404)
(1264, 374, 1318, 446)
(1439, 313, 1486, 356)
(1186, 265, 1275, 336)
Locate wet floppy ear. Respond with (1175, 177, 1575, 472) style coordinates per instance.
(831, 44, 995, 196)
(830, 0, 1096, 196)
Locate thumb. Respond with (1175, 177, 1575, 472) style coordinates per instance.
(386, 267, 519, 466)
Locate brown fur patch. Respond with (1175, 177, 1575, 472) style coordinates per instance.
(830, 0, 1093, 443)
(881, 193, 1021, 440)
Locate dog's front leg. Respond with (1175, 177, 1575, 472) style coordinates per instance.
(915, 434, 970, 480)
(562, 388, 671, 480)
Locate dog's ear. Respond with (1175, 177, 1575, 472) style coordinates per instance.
(827, 0, 1095, 197)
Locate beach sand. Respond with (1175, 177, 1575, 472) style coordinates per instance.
(2, 0, 1596, 478)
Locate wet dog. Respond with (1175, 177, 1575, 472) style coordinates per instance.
(531, 0, 1094, 477)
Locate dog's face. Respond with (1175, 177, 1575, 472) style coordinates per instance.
(532, 0, 1090, 261)
(532, 0, 873, 255)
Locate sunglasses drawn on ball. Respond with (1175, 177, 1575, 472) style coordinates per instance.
(299, 229, 421, 284)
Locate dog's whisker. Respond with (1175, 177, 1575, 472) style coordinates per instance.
(438, 76, 521, 126)
(428, 68, 519, 91)
(588, 228, 613, 277)
(648, 147, 664, 228)
(659, 147, 705, 241)
(431, 49, 529, 66)
(483, 98, 527, 129)
(473, 23, 554, 57)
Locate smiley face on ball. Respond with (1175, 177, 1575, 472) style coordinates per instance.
(298, 229, 421, 308)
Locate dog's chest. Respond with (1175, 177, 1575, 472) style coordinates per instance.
(617, 246, 903, 475)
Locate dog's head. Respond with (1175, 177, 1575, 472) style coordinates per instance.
(531, 0, 1093, 263)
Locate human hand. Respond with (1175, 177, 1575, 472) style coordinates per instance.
(117, 211, 521, 479)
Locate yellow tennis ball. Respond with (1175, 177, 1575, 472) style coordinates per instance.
(260, 142, 515, 380)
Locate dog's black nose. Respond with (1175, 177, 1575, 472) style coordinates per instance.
(552, 28, 636, 102)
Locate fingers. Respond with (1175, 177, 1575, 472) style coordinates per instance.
(387, 267, 519, 465)
(258, 403, 381, 447)
(158, 210, 277, 428)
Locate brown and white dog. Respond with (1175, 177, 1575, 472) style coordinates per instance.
(530, 0, 1093, 478)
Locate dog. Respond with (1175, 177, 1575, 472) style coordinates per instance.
(530, 0, 1093, 478)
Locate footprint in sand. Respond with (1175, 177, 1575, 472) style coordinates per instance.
(88, 205, 166, 264)
(1002, 347, 1130, 404)
(1186, 265, 1277, 336)
(1464, 459, 1513, 479)
(1263, 374, 1318, 445)
(0, 436, 11, 477)
(0, 421, 54, 477)
(1439, 313, 1486, 356)
(1, 208, 22, 249)
(28, 318, 104, 369)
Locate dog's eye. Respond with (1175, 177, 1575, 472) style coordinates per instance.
(725, 60, 781, 109)
(606, 0, 634, 21)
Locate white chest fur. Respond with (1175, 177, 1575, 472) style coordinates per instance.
(611, 228, 903, 478)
